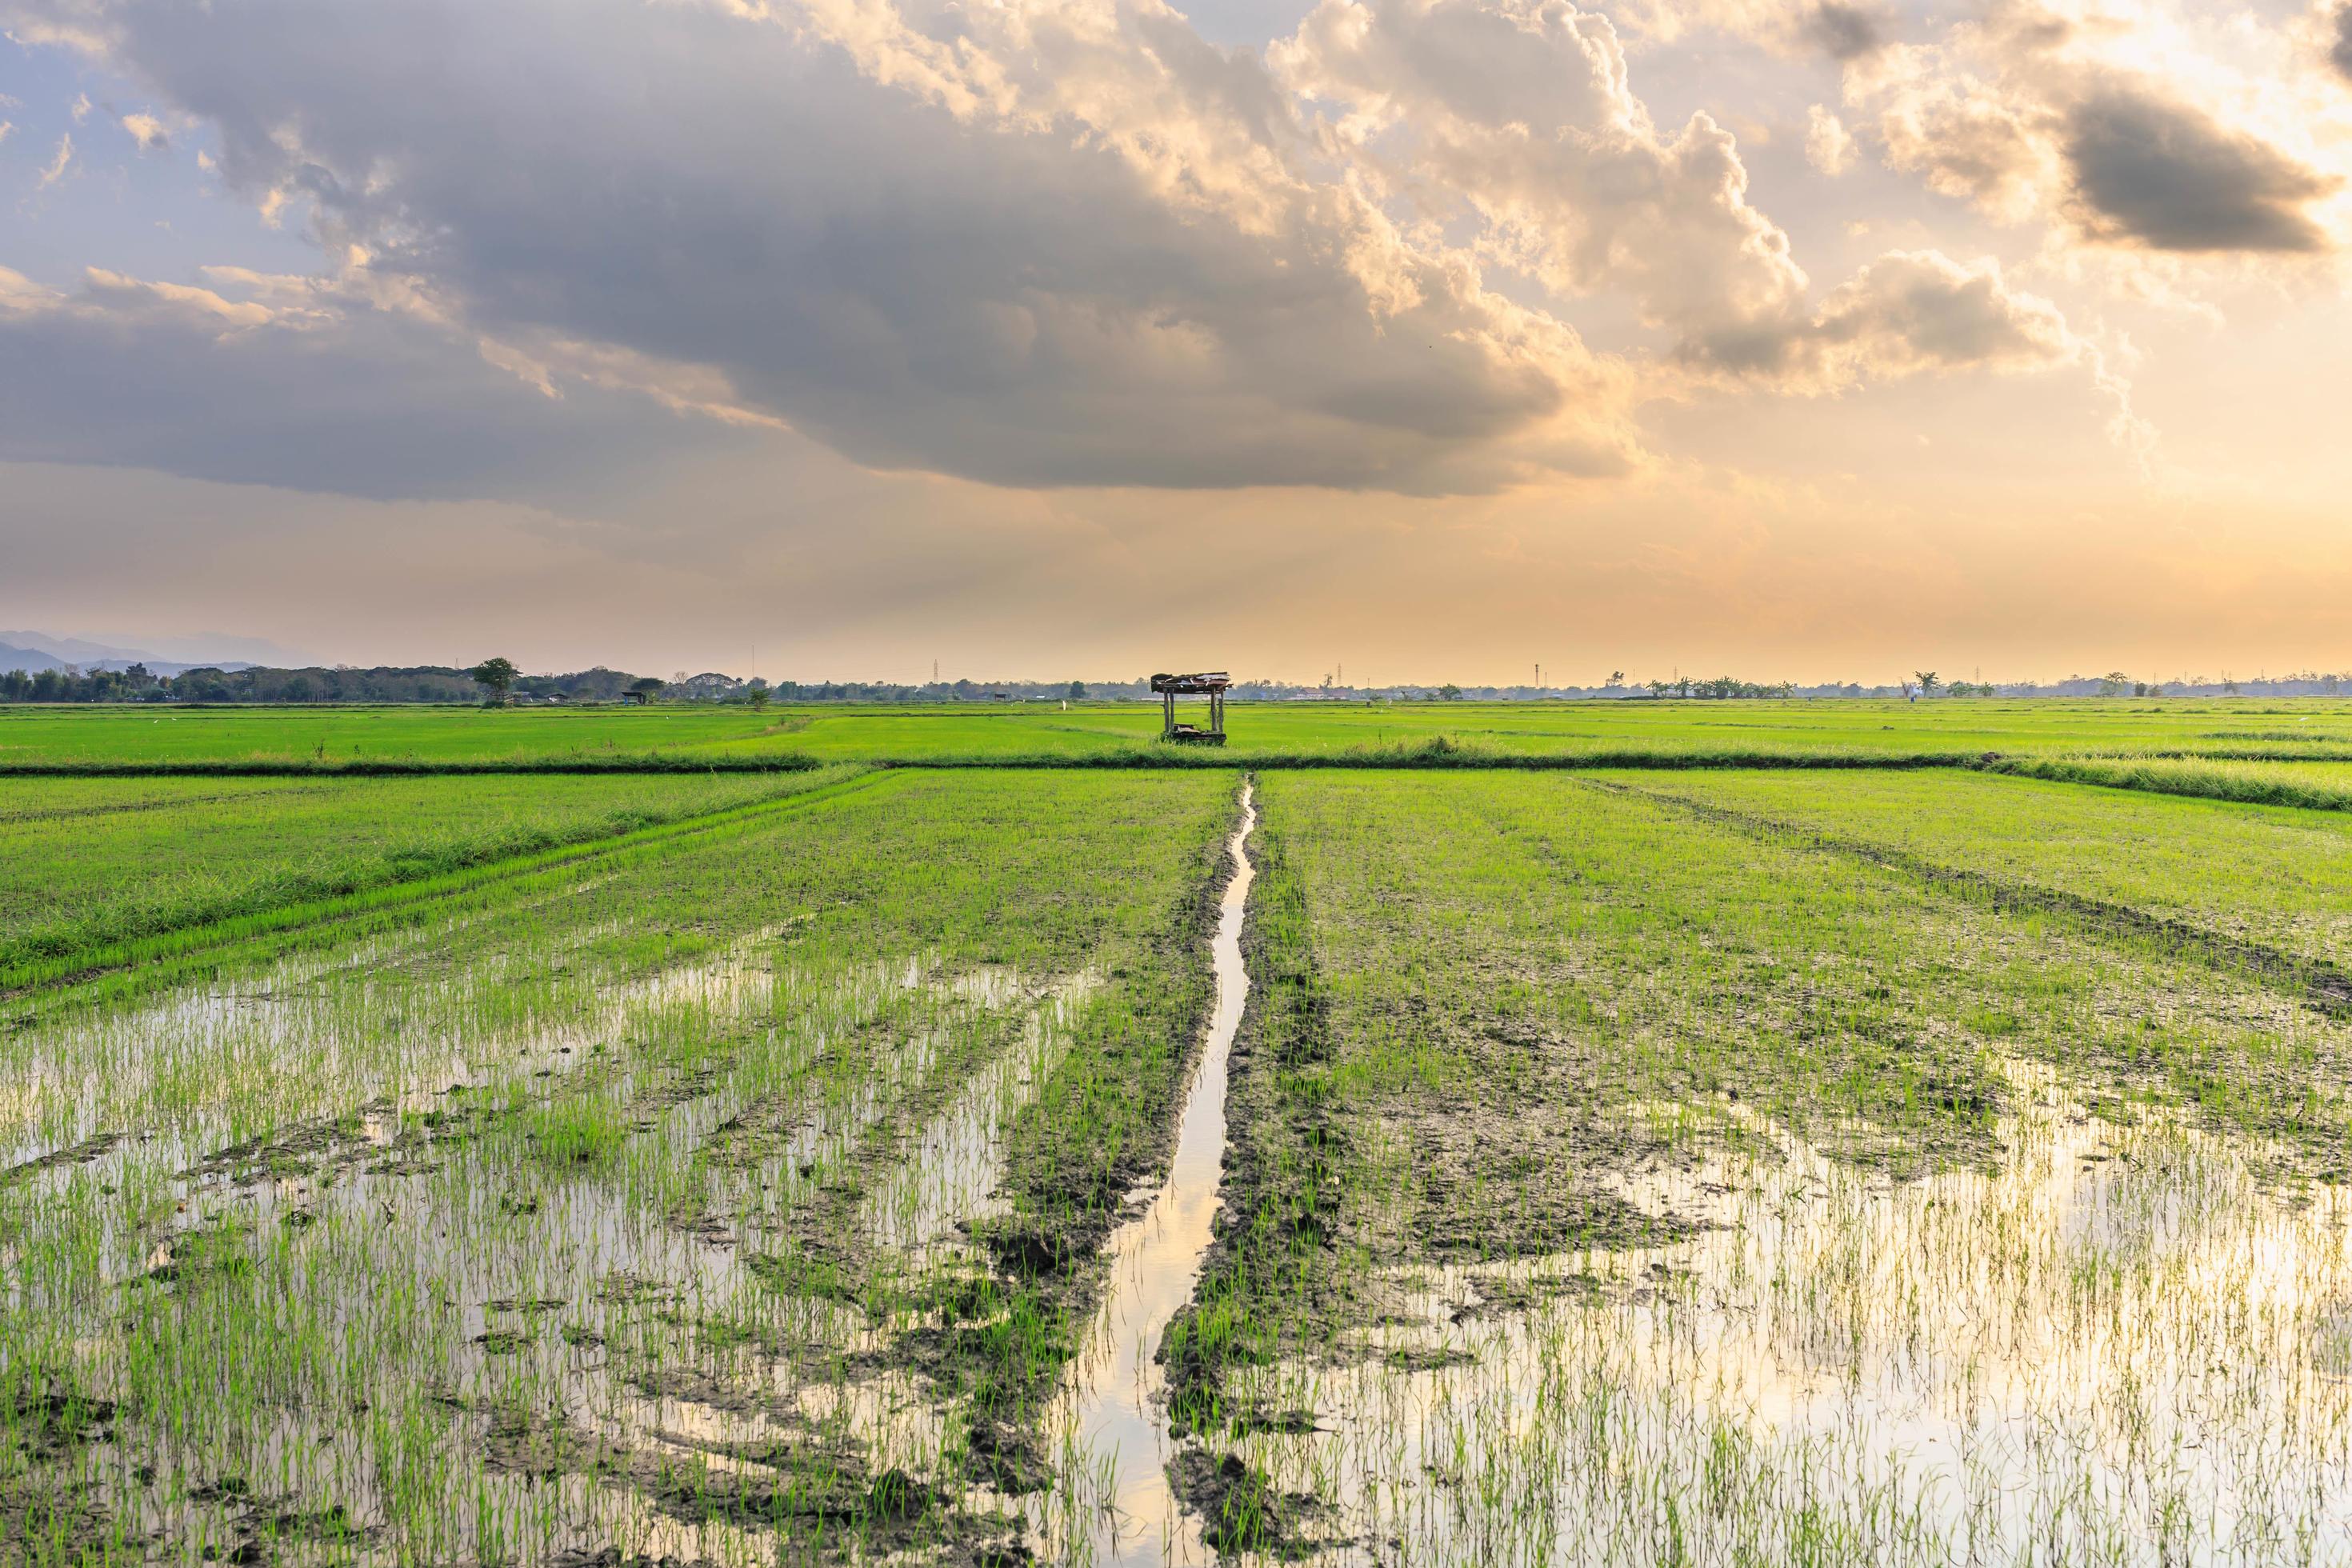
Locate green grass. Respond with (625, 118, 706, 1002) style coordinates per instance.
(1612, 766, 2352, 970)
(1172, 770, 2352, 1428)
(1982, 753, 2352, 810)
(0, 768, 1240, 1565)
(0, 703, 790, 766)
(0, 769, 869, 990)
(18, 696, 2352, 773)
(13, 730, 2352, 1562)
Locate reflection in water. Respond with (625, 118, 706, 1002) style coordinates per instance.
(1048, 783, 1256, 1567)
(1222, 1062, 2352, 1565)
(2, 922, 1100, 1566)
(866, 971, 1101, 1263)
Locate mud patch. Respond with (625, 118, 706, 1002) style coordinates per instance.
(1167, 1447, 1326, 1558)
(0, 1382, 121, 1561)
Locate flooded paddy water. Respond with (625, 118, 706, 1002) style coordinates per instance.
(1036, 783, 1257, 1567)
(1213, 1064, 2352, 1564)
(9, 762, 2352, 1565)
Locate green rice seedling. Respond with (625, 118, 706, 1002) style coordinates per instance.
(0, 767, 1242, 1564)
(19, 693, 2352, 774)
(1165, 769, 2352, 1563)
(0, 766, 870, 990)
(1609, 766, 2352, 973)
(17, 723, 2352, 1564)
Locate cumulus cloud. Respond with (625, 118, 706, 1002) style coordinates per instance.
(1798, 1, 1886, 61)
(2333, 4, 2352, 82)
(1857, 4, 2342, 259)
(1692, 248, 2079, 385)
(1874, 72, 2052, 221)
(1271, 0, 1813, 358)
(1802, 250, 2074, 378)
(2063, 88, 2334, 252)
(118, 109, 166, 150)
(0, 0, 2120, 499)
(5, 0, 1660, 494)
(0, 120, 13, 146)
(1805, 103, 1854, 174)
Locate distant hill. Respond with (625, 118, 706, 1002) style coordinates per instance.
(0, 642, 75, 675)
(0, 630, 262, 678)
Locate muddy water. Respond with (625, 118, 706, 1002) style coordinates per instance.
(1050, 782, 1256, 1567)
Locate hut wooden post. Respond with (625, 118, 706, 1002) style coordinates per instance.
(1150, 672, 1232, 746)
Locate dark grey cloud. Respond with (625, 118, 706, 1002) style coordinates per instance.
(2331, 5, 2352, 83)
(2062, 88, 2334, 253)
(1800, 2, 1886, 61)
(0, 0, 1634, 497)
(0, 271, 758, 501)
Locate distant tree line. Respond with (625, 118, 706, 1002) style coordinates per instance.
(10, 659, 2352, 706)
(0, 663, 661, 705)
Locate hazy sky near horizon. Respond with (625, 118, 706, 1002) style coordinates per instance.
(3, 0, 2350, 685)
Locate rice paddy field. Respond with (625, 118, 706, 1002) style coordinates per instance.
(9, 703, 2352, 1565)
(15, 698, 2352, 771)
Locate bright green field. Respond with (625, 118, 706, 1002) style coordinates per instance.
(1614, 766, 2352, 969)
(0, 705, 790, 766)
(13, 697, 2352, 769)
(12, 718, 2352, 1563)
(0, 769, 867, 990)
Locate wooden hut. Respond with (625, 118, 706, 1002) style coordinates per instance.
(1150, 671, 1230, 745)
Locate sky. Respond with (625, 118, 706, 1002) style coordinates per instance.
(2, 0, 2350, 686)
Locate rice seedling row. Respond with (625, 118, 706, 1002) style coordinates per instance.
(2, 770, 1244, 1564)
(2, 770, 876, 994)
(1166, 771, 2352, 1562)
(14, 753, 2352, 1565)
(1580, 770, 2352, 1020)
(23, 698, 2352, 774)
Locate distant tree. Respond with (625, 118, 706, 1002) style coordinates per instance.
(626, 676, 664, 703)
(2097, 670, 2131, 697)
(1606, 670, 1625, 688)
(1069, 680, 1086, 700)
(1674, 676, 1693, 699)
(470, 658, 518, 705)
(1913, 670, 1941, 697)
(1646, 678, 1672, 698)
(1438, 682, 1463, 701)
(743, 678, 771, 710)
